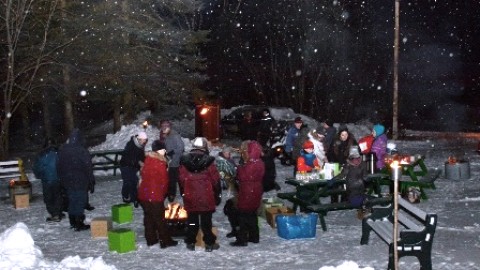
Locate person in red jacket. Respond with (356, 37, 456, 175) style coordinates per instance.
(230, 140, 265, 247)
(179, 137, 222, 252)
(137, 140, 178, 249)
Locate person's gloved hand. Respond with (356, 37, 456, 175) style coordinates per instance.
(167, 150, 174, 157)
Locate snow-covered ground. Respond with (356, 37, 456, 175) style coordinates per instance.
(1, 110, 480, 270)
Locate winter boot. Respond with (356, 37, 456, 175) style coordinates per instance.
(205, 243, 220, 252)
(68, 215, 76, 229)
(74, 215, 90, 231)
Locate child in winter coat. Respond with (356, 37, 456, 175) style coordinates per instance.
(371, 124, 388, 170)
(137, 140, 178, 249)
(296, 140, 320, 173)
(230, 140, 265, 247)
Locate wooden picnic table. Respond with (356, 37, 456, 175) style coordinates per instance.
(278, 177, 391, 231)
(89, 149, 123, 176)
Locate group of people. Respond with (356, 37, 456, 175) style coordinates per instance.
(284, 116, 389, 214)
(118, 119, 279, 252)
(33, 115, 388, 252)
(34, 128, 96, 231)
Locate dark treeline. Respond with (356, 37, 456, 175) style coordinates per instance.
(1, 0, 479, 157)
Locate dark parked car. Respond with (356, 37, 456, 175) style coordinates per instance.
(221, 106, 297, 165)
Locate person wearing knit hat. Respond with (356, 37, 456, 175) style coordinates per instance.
(333, 145, 370, 215)
(137, 139, 178, 249)
(179, 136, 221, 252)
(371, 124, 388, 170)
(296, 140, 320, 173)
(120, 130, 148, 208)
(158, 119, 185, 202)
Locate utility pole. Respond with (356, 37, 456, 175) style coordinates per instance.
(392, 0, 400, 140)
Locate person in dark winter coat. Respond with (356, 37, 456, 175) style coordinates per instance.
(335, 147, 369, 207)
(120, 131, 147, 206)
(287, 117, 309, 175)
(179, 137, 221, 252)
(33, 138, 63, 223)
(239, 110, 258, 141)
(257, 109, 274, 147)
(230, 140, 265, 247)
(57, 128, 95, 231)
(371, 124, 388, 170)
(330, 126, 358, 166)
(319, 120, 337, 161)
(138, 140, 178, 249)
(261, 147, 280, 192)
(159, 120, 185, 202)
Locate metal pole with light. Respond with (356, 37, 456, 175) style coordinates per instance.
(390, 160, 401, 270)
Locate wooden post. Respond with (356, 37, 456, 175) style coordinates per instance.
(392, 0, 400, 140)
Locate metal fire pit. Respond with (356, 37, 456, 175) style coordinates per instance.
(445, 161, 470, 180)
(166, 219, 187, 238)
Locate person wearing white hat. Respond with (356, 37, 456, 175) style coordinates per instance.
(120, 131, 148, 207)
(179, 137, 222, 252)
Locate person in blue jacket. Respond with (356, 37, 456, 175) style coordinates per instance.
(33, 138, 63, 223)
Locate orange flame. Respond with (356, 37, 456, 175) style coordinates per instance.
(165, 202, 188, 220)
(390, 160, 400, 168)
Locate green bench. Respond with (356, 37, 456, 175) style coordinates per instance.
(360, 196, 437, 270)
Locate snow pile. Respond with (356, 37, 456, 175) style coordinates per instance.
(319, 261, 374, 270)
(0, 222, 117, 270)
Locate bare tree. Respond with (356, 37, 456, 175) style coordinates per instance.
(0, 0, 60, 158)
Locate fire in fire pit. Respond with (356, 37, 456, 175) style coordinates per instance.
(165, 202, 188, 237)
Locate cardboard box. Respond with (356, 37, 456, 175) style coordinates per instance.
(266, 207, 294, 228)
(257, 198, 284, 219)
(14, 194, 29, 209)
(195, 227, 218, 247)
(91, 217, 112, 238)
(111, 203, 133, 224)
(108, 228, 136, 253)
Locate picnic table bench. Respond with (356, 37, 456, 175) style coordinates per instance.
(369, 155, 441, 200)
(89, 149, 123, 176)
(360, 195, 437, 270)
(277, 177, 391, 231)
(0, 159, 29, 182)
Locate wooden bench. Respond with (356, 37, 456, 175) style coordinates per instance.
(360, 196, 437, 270)
(89, 149, 123, 176)
(0, 159, 29, 182)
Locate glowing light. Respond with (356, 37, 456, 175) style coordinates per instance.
(200, 107, 209, 115)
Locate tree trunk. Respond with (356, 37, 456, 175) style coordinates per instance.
(113, 96, 122, 133)
(42, 88, 53, 139)
(63, 65, 75, 137)
(123, 90, 135, 124)
(19, 103, 31, 146)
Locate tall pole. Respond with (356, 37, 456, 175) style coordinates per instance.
(392, 0, 400, 140)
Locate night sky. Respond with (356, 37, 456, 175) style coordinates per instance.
(200, 0, 480, 131)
